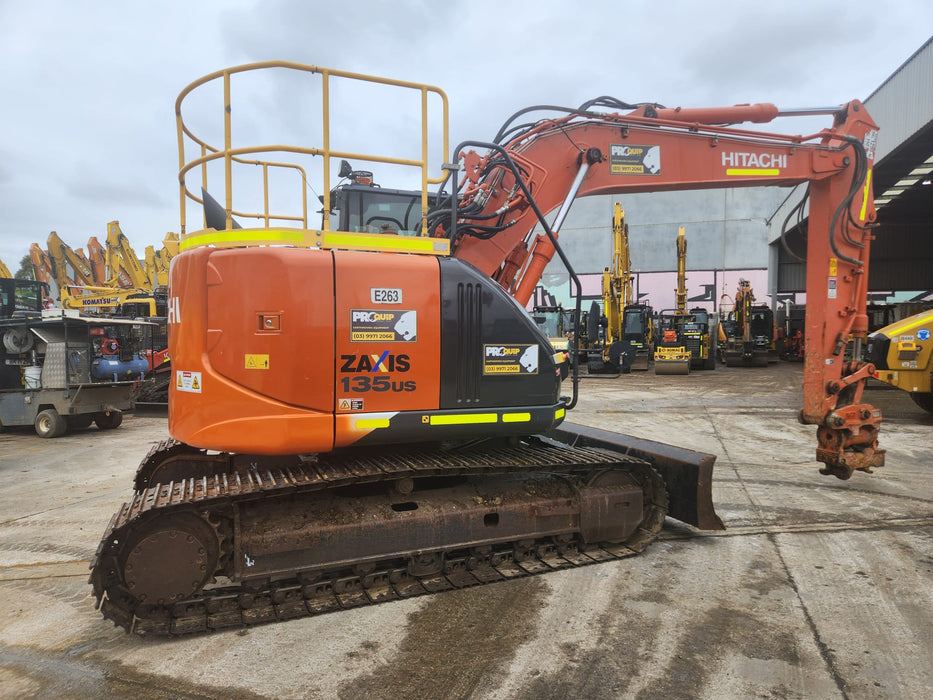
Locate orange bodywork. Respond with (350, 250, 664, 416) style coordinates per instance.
(169, 247, 442, 454)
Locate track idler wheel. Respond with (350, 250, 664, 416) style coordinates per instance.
(121, 512, 221, 606)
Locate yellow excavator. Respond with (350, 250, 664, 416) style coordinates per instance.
(106, 221, 153, 290)
(867, 308, 933, 414)
(588, 203, 653, 372)
(47, 231, 96, 292)
(719, 279, 774, 366)
(144, 232, 179, 288)
(654, 227, 692, 374)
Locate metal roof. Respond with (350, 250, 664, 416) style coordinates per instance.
(771, 36, 933, 294)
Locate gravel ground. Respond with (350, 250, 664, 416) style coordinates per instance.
(1, 362, 930, 699)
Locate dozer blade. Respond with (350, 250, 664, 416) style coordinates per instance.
(550, 422, 723, 531)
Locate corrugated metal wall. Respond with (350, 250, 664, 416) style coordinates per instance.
(865, 36, 933, 162)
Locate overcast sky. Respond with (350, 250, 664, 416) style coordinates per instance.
(1, 0, 930, 271)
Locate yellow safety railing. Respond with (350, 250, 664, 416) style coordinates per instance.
(175, 61, 450, 254)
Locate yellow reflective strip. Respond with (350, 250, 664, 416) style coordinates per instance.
(502, 412, 531, 423)
(355, 418, 390, 430)
(429, 413, 498, 426)
(179, 229, 304, 251)
(555, 408, 565, 420)
(860, 168, 872, 221)
(726, 168, 780, 177)
(323, 232, 449, 255)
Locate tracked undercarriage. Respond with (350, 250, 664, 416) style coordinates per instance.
(89, 423, 724, 637)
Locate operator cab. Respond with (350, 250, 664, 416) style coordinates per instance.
(622, 304, 652, 341)
(1, 279, 49, 319)
(748, 306, 775, 348)
(327, 160, 438, 235)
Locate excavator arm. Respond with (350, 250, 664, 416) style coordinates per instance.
(600, 203, 633, 350)
(29, 243, 59, 301)
(445, 101, 882, 478)
(675, 226, 687, 314)
(47, 231, 95, 291)
(106, 221, 152, 290)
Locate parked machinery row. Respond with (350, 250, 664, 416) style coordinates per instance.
(25, 223, 177, 310)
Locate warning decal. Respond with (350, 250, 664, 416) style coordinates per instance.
(350, 309, 417, 342)
(338, 398, 365, 411)
(176, 370, 202, 393)
(483, 344, 539, 375)
(245, 354, 270, 369)
(609, 144, 661, 175)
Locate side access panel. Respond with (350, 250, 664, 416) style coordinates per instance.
(168, 246, 336, 454)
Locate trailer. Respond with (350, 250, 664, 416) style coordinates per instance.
(0, 312, 151, 437)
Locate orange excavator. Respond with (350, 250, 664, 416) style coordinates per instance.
(91, 62, 883, 636)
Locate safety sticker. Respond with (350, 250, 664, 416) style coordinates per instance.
(176, 370, 202, 393)
(483, 344, 539, 375)
(609, 144, 661, 175)
(350, 309, 417, 342)
(863, 130, 878, 160)
(338, 398, 364, 411)
(917, 329, 931, 341)
(245, 354, 270, 369)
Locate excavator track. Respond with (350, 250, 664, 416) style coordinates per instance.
(90, 437, 668, 637)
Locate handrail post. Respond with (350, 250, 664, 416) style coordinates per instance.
(321, 70, 331, 232)
(223, 71, 233, 232)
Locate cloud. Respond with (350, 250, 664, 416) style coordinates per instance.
(62, 170, 167, 208)
(0, 0, 930, 269)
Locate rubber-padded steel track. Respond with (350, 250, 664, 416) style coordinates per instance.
(90, 437, 668, 636)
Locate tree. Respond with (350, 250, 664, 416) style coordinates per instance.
(15, 254, 35, 280)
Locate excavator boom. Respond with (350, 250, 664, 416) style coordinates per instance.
(448, 100, 882, 476)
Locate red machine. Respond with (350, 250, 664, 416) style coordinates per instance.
(91, 62, 882, 635)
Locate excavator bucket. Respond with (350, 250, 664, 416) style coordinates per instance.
(550, 422, 723, 531)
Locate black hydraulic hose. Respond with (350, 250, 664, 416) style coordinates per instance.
(780, 188, 808, 263)
(829, 136, 871, 266)
(576, 96, 656, 112)
(493, 105, 588, 144)
(448, 139, 584, 411)
(492, 97, 655, 145)
(493, 95, 664, 143)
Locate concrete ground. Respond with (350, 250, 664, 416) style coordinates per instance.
(0, 362, 930, 699)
